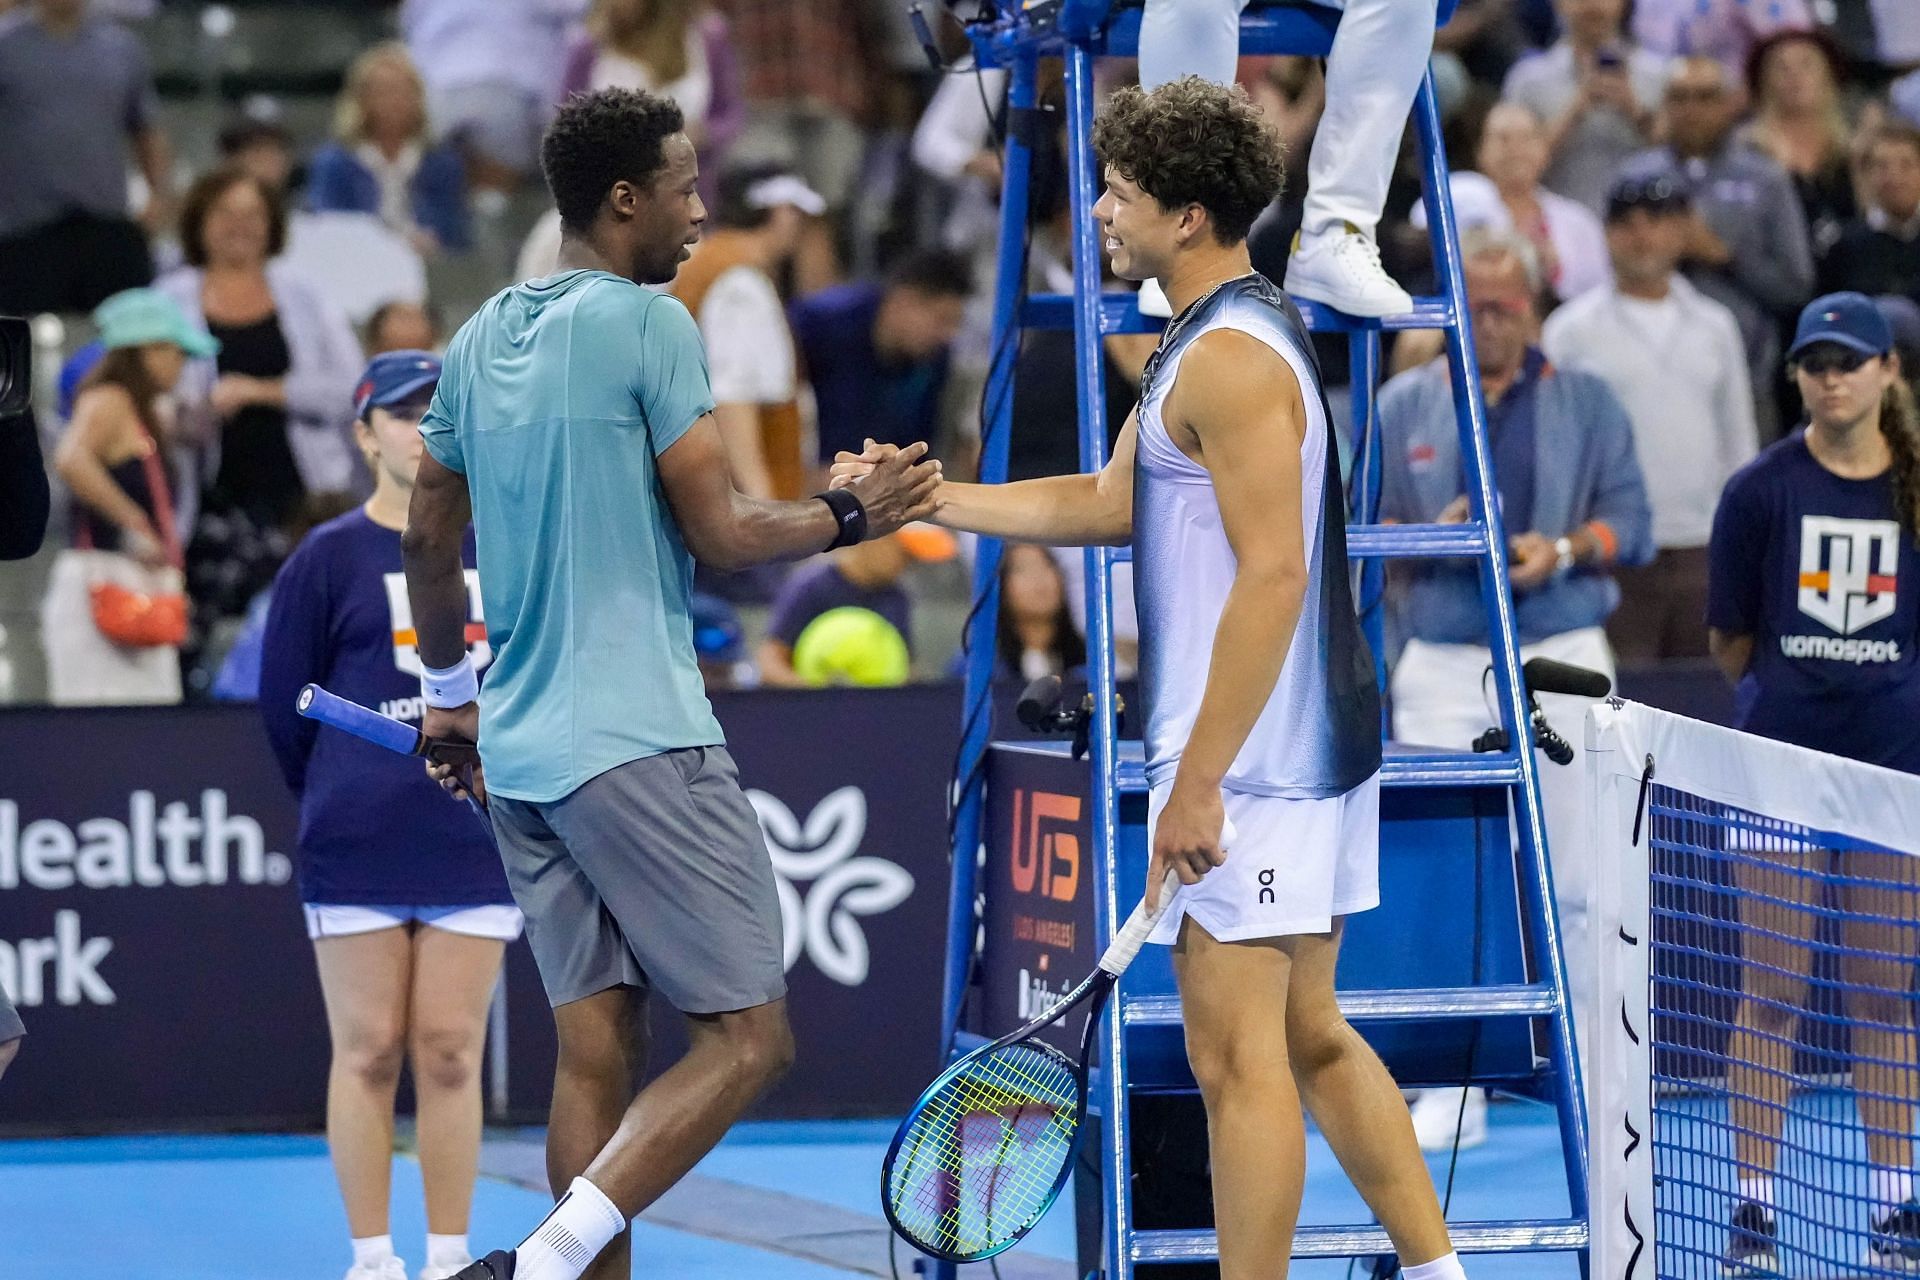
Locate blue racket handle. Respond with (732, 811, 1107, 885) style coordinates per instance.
(296, 684, 426, 757)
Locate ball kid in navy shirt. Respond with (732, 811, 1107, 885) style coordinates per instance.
(1708, 295, 1920, 775)
(259, 362, 510, 909)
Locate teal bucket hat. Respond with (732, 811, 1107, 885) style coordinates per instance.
(92, 288, 221, 359)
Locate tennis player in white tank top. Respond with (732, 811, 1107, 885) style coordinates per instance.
(835, 80, 1470, 1280)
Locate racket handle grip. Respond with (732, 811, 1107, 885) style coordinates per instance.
(1098, 815, 1238, 976)
(296, 684, 426, 757)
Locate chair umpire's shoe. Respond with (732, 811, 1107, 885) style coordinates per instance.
(1720, 1200, 1781, 1278)
(449, 1252, 515, 1280)
(1284, 224, 1414, 318)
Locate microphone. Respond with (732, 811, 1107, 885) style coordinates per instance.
(1017, 675, 1065, 731)
(1522, 657, 1611, 699)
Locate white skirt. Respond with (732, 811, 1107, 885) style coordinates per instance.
(1146, 771, 1382, 944)
(41, 549, 183, 706)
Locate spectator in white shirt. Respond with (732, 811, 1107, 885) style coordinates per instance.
(667, 165, 822, 499)
(1413, 102, 1610, 305)
(1502, 0, 1668, 215)
(1542, 168, 1758, 662)
(401, 0, 588, 194)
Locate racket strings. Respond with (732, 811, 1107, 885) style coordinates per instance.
(885, 1041, 1081, 1260)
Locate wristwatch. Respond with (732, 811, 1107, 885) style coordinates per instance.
(1553, 536, 1576, 576)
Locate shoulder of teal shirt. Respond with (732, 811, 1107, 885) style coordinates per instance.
(627, 287, 717, 458)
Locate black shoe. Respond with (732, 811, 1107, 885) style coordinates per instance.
(1721, 1200, 1780, 1278)
(1870, 1198, 1920, 1272)
(450, 1251, 514, 1280)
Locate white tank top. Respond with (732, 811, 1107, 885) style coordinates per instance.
(1132, 275, 1380, 798)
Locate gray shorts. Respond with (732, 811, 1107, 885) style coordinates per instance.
(0, 982, 22, 1043)
(490, 746, 787, 1015)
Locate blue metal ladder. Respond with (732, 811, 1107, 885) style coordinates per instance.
(938, 3, 1590, 1275)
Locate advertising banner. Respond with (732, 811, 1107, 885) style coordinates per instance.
(0, 687, 963, 1131)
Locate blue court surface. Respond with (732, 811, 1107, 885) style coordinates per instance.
(2, 1103, 1580, 1278)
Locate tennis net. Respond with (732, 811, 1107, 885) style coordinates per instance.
(1590, 700, 1920, 1280)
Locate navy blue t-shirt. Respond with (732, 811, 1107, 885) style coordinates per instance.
(258, 508, 512, 905)
(789, 283, 950, 463)
(767, 560, 913, 653)
(1707, 432, 1920, 773)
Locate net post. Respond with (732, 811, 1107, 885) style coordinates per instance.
(1586, 700, 1654, 1279)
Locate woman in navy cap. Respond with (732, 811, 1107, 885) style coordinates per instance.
(1708, 292, 1920, 1275)
(259, 350, 519, 1280)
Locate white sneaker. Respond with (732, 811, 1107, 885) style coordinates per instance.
(419, 1263, 471, 1280)
(1136, 276, 1173, 319)
(346, 1258, 408, 1280)
(1409, 1086, 1488, 1154)
(1284, 225, 1414, 318)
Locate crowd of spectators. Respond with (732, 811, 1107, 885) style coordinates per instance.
(4, 0, 1920, 708)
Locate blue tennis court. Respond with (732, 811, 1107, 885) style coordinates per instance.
(2, 1105, 1579, 1278)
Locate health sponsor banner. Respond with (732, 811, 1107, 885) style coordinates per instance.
(0, 687, 967, 1131)
(0, 706, 326, 1130)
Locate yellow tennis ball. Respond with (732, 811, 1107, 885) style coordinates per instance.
(791, 606, 910, 687)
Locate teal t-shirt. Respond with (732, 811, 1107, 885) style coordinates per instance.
(420, 269, 722, 802)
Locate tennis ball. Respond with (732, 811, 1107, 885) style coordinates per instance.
(791, 606, 910, 687)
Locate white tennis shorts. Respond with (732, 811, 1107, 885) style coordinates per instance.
(304, 903, 525, 942)
(1146, 772, 1381, 944)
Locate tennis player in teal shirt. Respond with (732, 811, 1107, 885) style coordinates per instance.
(401, 89, 939, 1280)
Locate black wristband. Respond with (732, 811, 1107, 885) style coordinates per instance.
(814, 487, 868, 550)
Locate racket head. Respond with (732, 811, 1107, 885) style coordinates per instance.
(880, 1033, 1088, 1263)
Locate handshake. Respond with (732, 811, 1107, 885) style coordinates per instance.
(829, 437, 947, 536)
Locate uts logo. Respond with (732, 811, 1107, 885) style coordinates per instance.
(382, 571, 492, 677)
(1010, 789, 1082, 903)
(1797, 516, 1899, 635)
(750, 787, 913, 986)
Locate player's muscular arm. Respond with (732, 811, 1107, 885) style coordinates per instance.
(659, 415, 940, 570)
(404, 453, 485, 800)
(1147, 330, 1310, 904)
(403, 453, 477, 673)
(835, 415, 1138, 547)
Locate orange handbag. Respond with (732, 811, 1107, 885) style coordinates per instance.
(81, 432, 189, 649)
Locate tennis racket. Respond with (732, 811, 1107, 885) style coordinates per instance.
(881, 816, 1235, 1263)
(295, 684, 486, 812)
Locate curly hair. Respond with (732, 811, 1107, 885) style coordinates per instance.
(1092, 78, 1287, 245)
(541, 88, 686, 232)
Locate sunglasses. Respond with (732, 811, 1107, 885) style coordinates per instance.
(1795, 348, 1876, 376)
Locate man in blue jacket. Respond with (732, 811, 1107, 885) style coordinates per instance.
(1378, 227, 1653, 1151)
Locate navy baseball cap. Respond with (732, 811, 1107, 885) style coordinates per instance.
(1788, 292, 1894, 361)
(1605, 167, 1688, 222)
(354, 349, 441, 418)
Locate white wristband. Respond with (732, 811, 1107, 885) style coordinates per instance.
(421, 654, 478, 708)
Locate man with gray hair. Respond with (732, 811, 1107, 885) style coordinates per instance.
(1378, 226, 1654, 1151)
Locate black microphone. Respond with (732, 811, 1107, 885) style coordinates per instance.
(1016, 675, 1065, 731)
(1522, 657, 1611, 699)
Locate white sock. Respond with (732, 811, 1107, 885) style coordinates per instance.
(351, 1235, 395, 1269)
(426, 1233, 471, 1270)
(1738, 1174, 1776, 1211)
(513, 1177, 627, 1280)
(1874, 1167, 1915, 1212)
(1402, 1253, 1468, 1280)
